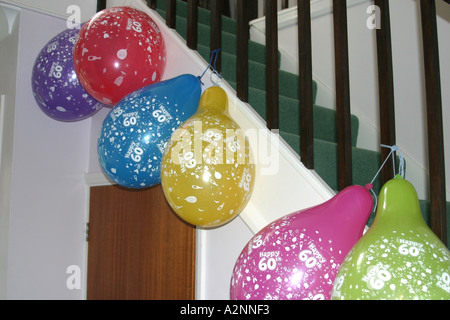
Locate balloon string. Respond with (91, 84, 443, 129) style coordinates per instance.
(198, 49, 222, 85)
(368, 145, 405, 187)
(365, 144, 405, 213)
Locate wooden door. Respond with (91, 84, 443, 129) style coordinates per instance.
(87, 184, 196, 300)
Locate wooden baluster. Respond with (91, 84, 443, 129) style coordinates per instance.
(420, 0, 447, 245)
(265, 0, 279, 130)
(298, 0, 314, 169)
(333, 0, 352, 190)
(147, 0, 157, 10)
(210, 0, 223, 74)
(375, 0, 396, 185)
(187, 0, 199, 50)
(97, 0, 106, 12)
(248, 0, 259, 21)
(236, 0, 249, 102)
(166, 0, 176, 29)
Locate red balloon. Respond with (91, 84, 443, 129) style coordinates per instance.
(73, 7, 166, 106)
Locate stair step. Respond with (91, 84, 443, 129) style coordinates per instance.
(169, 13, 271, 66)
(155, 2, 305, 101)
(280, 131, 385, 194)
(156, 0, 237, 34)
(156, 8, 279, 69)
(281, 133, 450, 240)
(238, 85, 358, 146)
(280, 131, 396, 226)
(197, 45, 300, 101)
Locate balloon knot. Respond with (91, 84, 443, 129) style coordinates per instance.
(365, 183, 373, 191)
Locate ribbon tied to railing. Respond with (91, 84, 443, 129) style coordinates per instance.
(198, 49, 222, 86)
(365, 144, 405, 211)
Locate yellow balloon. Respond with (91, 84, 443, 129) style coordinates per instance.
(161, 86, 255, 228)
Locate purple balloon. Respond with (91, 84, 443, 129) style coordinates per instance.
(31, 28, 105, 121)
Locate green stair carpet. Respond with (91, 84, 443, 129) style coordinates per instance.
(154, 0, 449, 245)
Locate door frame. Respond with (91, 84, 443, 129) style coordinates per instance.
(83, 172, 206, 300)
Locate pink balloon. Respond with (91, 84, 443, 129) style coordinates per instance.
(230, 185, 373, 300)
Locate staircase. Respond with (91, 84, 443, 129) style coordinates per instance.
(152, 0, 449, 243)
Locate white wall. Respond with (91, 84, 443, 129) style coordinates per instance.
(5, 7, 91, 299)
(196, 217, 254, 300)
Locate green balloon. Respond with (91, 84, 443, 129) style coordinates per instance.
(331, 176, 450, 300)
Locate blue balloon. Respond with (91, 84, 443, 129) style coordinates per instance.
(97, 74, 202, 188)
